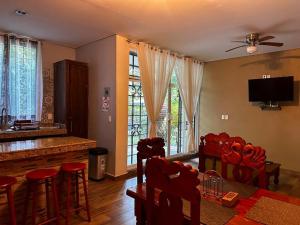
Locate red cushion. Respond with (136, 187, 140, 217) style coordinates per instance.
(61, 162, 86, 173)
(0, 176, 17, 188)
(26, 169, 58, 181)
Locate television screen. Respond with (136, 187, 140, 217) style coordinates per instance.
(248, 76, 294, 102)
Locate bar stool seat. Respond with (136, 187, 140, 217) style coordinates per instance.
(61, 162, 90, 225)
(0, 176, 17, 225)
(61, 163, 86, 172)
(23, 168, 60, 225)
(0, 176, 17, 187)
(26, 169, 58, 181)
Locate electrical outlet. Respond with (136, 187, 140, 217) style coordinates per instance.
(262, 75, 267, 79)
(221, 115, 225, 120)
(266, 75, 271, 78)
(224, 114, 229, 120)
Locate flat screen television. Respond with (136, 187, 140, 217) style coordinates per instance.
(248, 76, 294, 102)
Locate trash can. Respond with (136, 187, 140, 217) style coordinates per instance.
(88, 147, 108, 180)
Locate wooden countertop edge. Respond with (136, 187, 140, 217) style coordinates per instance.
(0, 139, 96, 162)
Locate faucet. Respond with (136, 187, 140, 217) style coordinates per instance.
(1, 107, 8, 130)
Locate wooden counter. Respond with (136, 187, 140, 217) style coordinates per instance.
(0, 136, 96, 224)
(0, 127, 67, 142)
(0, 136, 96, 162)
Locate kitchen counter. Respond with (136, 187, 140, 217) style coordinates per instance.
(0, 127, 67, 142)
(0, 136, 96, 224)
(0, 136, 96, 161)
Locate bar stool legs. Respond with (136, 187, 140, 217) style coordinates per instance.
(23, 169, 60, 225)
(65, 175, 71, 225)
(61, 163, 91, 225)
(0, 176, 17, 225)
(81, 169, 91, 222)
(7, 185, 17, 225)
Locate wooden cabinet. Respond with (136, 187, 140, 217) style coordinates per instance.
(54, 60, 88, 138)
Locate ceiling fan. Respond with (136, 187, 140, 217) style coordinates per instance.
(226, 33, 284, 54)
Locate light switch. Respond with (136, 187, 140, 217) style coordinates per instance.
(224, 114, 229, 120)
(47, 113, 53, 120)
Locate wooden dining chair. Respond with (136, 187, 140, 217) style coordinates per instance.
(221, 142, 267, 188)
(134, 137, 166, 225)
(137, 137, 165, 184)
(145, 157, 201, 225)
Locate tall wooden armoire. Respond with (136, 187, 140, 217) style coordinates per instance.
(54, 60, 88, 138)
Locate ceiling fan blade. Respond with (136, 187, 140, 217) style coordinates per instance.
(259, 42, 283, 47)
(232, 40, 247, 44)
(225, 45, 248, 52)
(258, 36, 275, 42)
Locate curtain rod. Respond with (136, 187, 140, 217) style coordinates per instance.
(127, 39, 204, 63)
(0, 32, 41, 42)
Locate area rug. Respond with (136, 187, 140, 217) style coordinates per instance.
(245, 196, 300, 225)
(183, 198, 236, 225)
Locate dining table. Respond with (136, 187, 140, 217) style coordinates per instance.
(126, 173, 300, 225)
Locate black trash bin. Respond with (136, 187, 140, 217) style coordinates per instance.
(88, 147, 108, 180)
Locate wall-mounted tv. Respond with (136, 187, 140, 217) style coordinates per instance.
(248, 76, 294, 102)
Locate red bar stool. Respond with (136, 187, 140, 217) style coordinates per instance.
(22, 169, 60, 225)
(0, 176, 17, 225)
(61, 162, 90, 225)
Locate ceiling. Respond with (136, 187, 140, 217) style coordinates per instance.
(1, 0, 300, 61)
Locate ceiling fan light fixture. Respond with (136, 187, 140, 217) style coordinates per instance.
(246, 45, 257, 54)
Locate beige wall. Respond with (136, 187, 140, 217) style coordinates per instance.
(76, 35, 129, 177)
(41, 41, 76, 123)
(115, 35, 129, 176)
(42, 41, 76, 70)
(200, 48, 300, 171)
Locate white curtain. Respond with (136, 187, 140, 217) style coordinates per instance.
(175, 58, 204, 153)
(36, 41, 43, 121)
(0, 35, 43, 121)
(137, 43, 176, 137)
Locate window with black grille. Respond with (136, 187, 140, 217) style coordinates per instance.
(127, 51, 193, 166)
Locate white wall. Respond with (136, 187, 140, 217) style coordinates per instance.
(76, 35, 129, 177)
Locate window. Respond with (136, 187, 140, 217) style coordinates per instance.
(127, 52, 148, 165)
(0, 35, 41, 121)
(156, 73, 191, 156)
(127, 51, 190, 166)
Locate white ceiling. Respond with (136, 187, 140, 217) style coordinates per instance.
(1, 0, 300, 61)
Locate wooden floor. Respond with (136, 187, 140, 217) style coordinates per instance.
(69, 158, 300, 225)
(70, 176, 136, 225)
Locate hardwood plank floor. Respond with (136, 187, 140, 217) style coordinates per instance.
(68, 158, 300, 225)
(70, 176, 136, 225)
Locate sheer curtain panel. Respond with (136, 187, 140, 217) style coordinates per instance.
(137, 43, 176, 137)
(0, 35, 43, 121)
(175, 58, 204, 153)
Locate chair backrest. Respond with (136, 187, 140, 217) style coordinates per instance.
(137, 137, 165, 184)
(200, 132, 230, 156)
(221, 142, 266, 188)
(145, 157, 201, 225)
(198, 132, 246, 172)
